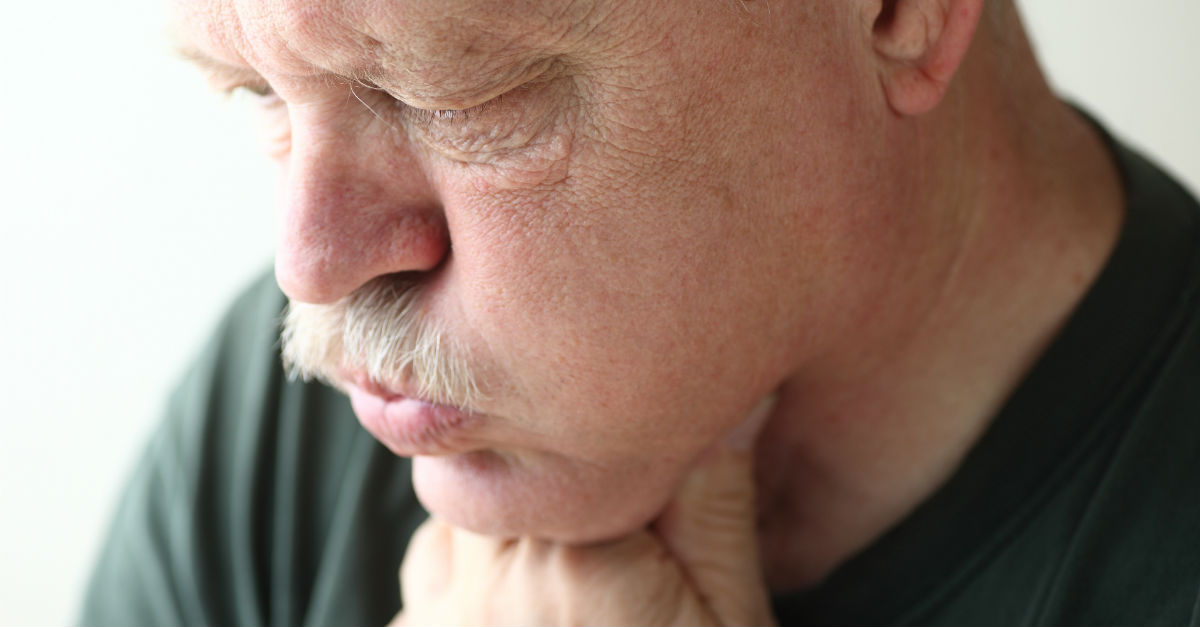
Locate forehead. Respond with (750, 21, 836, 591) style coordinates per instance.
(171, 0, 600, 102)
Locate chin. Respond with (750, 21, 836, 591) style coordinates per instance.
(411, 451, 679, 544)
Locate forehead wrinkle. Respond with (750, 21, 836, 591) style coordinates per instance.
(174, 0, 376, 96)
(170, 0, 263, 75)
(185, 0, 368, 91)
(238, 0, 358, 79)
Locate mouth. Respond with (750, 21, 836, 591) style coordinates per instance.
(340, 369, 485, 457)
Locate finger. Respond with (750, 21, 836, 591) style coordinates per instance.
(654, 395, 777, 624)
(725, 393, 776, 453)
(399, 517, 454, 599)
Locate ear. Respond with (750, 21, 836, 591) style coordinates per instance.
(869, 0, 984, 116)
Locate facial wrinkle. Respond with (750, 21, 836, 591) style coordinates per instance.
(362, 0, 594, 106)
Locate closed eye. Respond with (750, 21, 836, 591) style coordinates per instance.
(230, 82, 275, 99)
(405, 94, 509, 130)
(176, 45, 274, 99)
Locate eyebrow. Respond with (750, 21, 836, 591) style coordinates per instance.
(174, 44, 272, 94)
(169, 25, 567, 110)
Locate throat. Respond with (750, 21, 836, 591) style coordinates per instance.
(751, 385, 991, 592)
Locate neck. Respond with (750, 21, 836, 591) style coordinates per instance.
(755, 7, 1125, 592)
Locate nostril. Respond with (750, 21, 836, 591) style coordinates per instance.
(275, 204, 451, 305)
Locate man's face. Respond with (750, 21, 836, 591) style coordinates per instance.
(175, 0, 891, 541)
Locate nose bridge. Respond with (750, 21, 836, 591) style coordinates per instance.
(276, 106, 449, 304)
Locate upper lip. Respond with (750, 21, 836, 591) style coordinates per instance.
(339, 368, 419, 403)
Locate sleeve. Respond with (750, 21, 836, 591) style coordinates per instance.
(77, 272, 289, 627)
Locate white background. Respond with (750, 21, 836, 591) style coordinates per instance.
(1, 1, 1197, 624)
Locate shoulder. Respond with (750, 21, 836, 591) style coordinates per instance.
(174, 269, 426, 624)
(81, 270, 425, 626)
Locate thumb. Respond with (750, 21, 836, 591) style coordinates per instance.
(654, 395, 777, 624)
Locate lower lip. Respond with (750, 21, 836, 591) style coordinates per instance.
(346, 383, 481, 457)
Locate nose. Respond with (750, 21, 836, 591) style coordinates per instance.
(274, 110, 449, 304)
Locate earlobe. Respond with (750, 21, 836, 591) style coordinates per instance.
(870, 0, 984, 116)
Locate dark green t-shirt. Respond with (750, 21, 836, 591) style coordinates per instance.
(80, 134, 1200, 626)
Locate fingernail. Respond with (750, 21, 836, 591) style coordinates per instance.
(726, 393, 777, 452)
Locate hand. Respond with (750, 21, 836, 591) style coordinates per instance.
(390, 398, 777, 626)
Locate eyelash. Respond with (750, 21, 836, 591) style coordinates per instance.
(226, 79, 512, 136)
(243, 84, 274, 98)
(224, 82, 277, 103)
(332, 76, 507, 129)
(405, 94, 507, 128)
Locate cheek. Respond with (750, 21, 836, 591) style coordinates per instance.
(438, 163, 778, 453)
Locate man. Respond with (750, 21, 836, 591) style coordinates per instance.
(81, 0, 1200, 624)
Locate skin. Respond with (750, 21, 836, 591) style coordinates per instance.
(173, 0, 1125, 617)
(394, 413, 777, 626)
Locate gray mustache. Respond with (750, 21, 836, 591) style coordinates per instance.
(280, 275, 483, 410)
